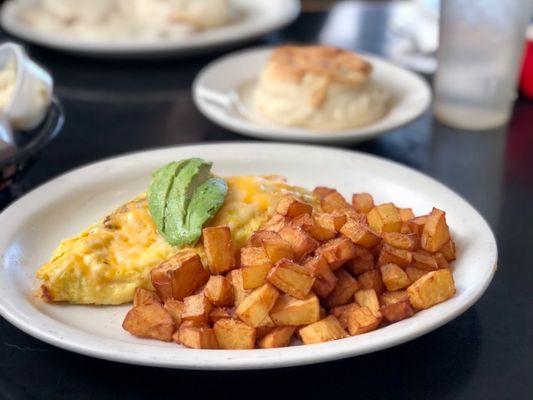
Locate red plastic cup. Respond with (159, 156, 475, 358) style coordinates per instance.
(519, 25, 533, 98)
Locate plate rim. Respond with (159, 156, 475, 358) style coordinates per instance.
(192, 46, 432, 143)
(0, 142, 497, 370)
(0, 0, 300, 56)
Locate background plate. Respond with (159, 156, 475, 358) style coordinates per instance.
(0, 143, 497, 369)
(0, 0, 300, 57)
(193, 47, 432, 143)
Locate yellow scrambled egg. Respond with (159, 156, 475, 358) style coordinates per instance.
(37, 176, 315, 305)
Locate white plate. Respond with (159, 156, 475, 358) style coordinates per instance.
(0, 143, 496, 370)
(193, 47, 432, 143)
(0, 0, 300, 57)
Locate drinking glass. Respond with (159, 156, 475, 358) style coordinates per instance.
(433, 0, 532, 130)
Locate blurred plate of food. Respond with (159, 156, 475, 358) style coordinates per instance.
(193, 46, 432, 143)
(0, 143, 496, 369)
(0, 0, 300, 56)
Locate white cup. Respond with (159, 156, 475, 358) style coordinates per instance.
(0, 42, 53, 131)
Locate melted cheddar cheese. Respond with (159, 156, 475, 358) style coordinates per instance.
(37, 176, 316, 305)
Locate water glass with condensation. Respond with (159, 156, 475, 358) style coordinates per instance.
(433, 0, 532, 130)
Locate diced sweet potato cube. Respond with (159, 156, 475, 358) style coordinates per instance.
(181, 294, 212, 322)
(435, 252, 450, 269)
(240, 247, 273, 289)
(354, 289, 381, 317)
(209, 307, 236, 323)
(331, 303, 360, 329)
(316, 237, 356, 270)
(382, 232, 417, 250)
(292, 213, 336, 241)
(346, 245, 375, 275)
(406, 216, 427, 235)
(348, 306, 381, 335)
(352, 193, 374, 214)
(258, 326, 296, 349)
(151, 251, 209, 301)
(279, 226, 318, 261)
(439, 240, 456, 261)
(358, 269, 384, 294)
(204, 275, 234, 306)
(203, 226, 236, 274)
(214, 319, 257, 349)
(261, 214, 287, 232)
(321, 191, 353, 214)
(380, 300, 414, 322)
(326, 269, 360, 308)
(163, 299, 184, 326)
(122, 303, 174, 342)
(270, 293, 320, 326)
(226, 269, 251, 307)
(378, 244, 412, 267)
(176, 325, 218, 349)
(398, 208, 415, 222)
(276, 195, 313, 218)
(367, 203, 402, 233)
(304, 255, 337, 298)
(406, 266, 429, 283)
(314, 212, 347, 232)
(380, 263, 410, 291)
(267, 259, 315, 299)
(133, 288, 161, 306)
(313, 186, 336, 199)
(256, 314, 276, 338)
(299, 316, 348, 344)
(380, 290, 409, 306)
(407, 269, 456, 310)
(411, 251, 439, 271)
(421, 208, 450, 252)
(340, 220, 381, 248)
(236, 283, 279, 327)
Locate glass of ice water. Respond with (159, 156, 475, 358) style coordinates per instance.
(433, 0, 531, 130)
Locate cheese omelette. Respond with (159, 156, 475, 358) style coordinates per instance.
(37, 176, 316, 305)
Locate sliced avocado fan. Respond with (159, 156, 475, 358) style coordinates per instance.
(147, 158, 228, 247)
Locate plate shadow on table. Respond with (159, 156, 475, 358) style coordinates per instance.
(0, 308, 481, 400)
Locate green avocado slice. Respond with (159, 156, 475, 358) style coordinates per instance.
(147, 160, 186, 233)
(147, 158, 227, 247)
(164, 158, 212, 246)
(184, 177, 228, 245)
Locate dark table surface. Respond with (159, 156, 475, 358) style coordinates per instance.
(1, 2, 532, 399)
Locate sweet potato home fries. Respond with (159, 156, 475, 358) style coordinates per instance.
(119, 166, 456, 350)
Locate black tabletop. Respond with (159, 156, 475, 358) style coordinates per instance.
(1, 2, 532, 400)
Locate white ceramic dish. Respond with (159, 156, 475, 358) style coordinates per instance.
(0, 0, 300, 57)
(0, 42, 53, 130)
(193, 47, 432, 143)
(0, 143, 497, 370)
